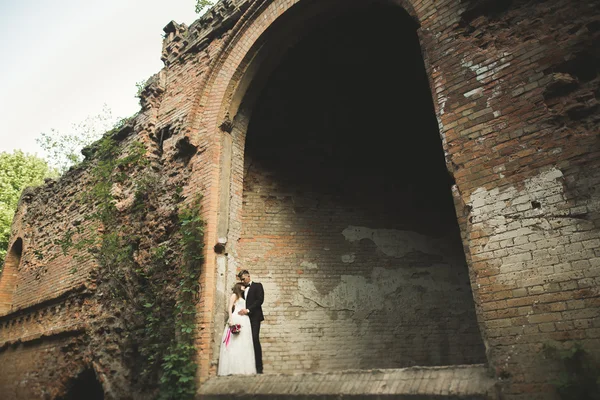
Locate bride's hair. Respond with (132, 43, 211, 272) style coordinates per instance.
(232, 282, 245, 299)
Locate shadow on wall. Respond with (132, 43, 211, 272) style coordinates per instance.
(57, 369, 104, 400)
(236, 1, 487, 373)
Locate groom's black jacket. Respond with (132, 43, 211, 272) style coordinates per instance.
(245, 282, 264, 322)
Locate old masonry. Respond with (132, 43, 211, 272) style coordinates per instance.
(1, 0, 599, 399)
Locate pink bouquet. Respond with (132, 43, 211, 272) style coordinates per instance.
(223, 324, 242, 348)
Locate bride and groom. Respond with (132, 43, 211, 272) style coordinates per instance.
(218, 270, 264, 375)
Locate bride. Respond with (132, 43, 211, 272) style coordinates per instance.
(217, 282, 256, 375)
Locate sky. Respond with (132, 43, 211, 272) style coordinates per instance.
(0, 0, 201, 157)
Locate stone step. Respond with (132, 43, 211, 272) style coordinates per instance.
(197, 364, 498, 399)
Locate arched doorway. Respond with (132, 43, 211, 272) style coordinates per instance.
(223, 0, 486, 373)
(57, 368, 104, 400)
(0, 238, 22, 314)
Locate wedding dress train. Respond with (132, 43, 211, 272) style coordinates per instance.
(217, 297, 256, 375)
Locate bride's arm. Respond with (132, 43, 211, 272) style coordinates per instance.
(227, 293, 236, 325)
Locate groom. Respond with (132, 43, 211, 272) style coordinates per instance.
(237, 269, 264, 374)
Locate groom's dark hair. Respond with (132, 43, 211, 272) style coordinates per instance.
(237, 270, 250, 279)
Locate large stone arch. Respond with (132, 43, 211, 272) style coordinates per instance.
(189, 0, 487, 380)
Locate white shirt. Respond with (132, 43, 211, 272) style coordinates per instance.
(244, 281, 252, 300)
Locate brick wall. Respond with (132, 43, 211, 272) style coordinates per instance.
(0, 0, 598, 398)
(239, 163, 487, 371)
(231, 3, 486, 372)
(419, 0, 600, 397)
(0, 238, 21, 313)
(0, 332, 90, 399)
(199, 0, 599, 396)
(8, 170, 97, 311)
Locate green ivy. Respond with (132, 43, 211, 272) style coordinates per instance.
(57, 131, 203, 399)
(543, 342, 600, 400)
(195, 0, 214, 14)
(159, 195, 204, 400)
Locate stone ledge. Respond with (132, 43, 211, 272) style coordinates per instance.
(0, 284, 89, 322)
(197, 364, 498, 399)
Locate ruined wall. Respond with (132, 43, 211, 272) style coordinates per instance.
(0, 20, 221, 399)
(0, 0, 598, 399)
(0, 165, 102, 398)
(0, 335, 91, 399)
(0, 170, 96, 312)
(422, 0, 600, 398)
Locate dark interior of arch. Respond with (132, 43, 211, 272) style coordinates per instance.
(239, 2, 486, 372)
(11, 238, 23, 259)
(58, 369, 104, 400)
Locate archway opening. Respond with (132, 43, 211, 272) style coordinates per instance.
(58, 368, 104, 400)
(0, 238, 22, 314)
(236, 1, 486, 373)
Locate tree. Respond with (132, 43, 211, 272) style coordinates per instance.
(0, 151, 57, 261)
(195, 0, 214, 14)
(36, 104, 120, 174)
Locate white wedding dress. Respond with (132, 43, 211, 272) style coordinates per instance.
(217, 297, 256, 375)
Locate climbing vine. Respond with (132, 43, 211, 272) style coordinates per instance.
(58, 128, 203, 399)
(159, 196, 204, 399)
(195, 0, 214, 14)
(543, 342, 600, 400)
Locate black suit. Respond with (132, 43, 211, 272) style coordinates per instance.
(244, 282, 264, 373)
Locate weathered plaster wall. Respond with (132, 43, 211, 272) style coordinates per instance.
(239, 165, 486, 371)
(425, 0, 600, 398)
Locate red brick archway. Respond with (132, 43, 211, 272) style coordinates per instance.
(189, 0, 487, 381)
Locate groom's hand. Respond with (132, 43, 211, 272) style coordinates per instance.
(238, 308, 249, 315)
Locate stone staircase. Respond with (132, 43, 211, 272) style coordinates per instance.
(197, 364, 498, 399)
